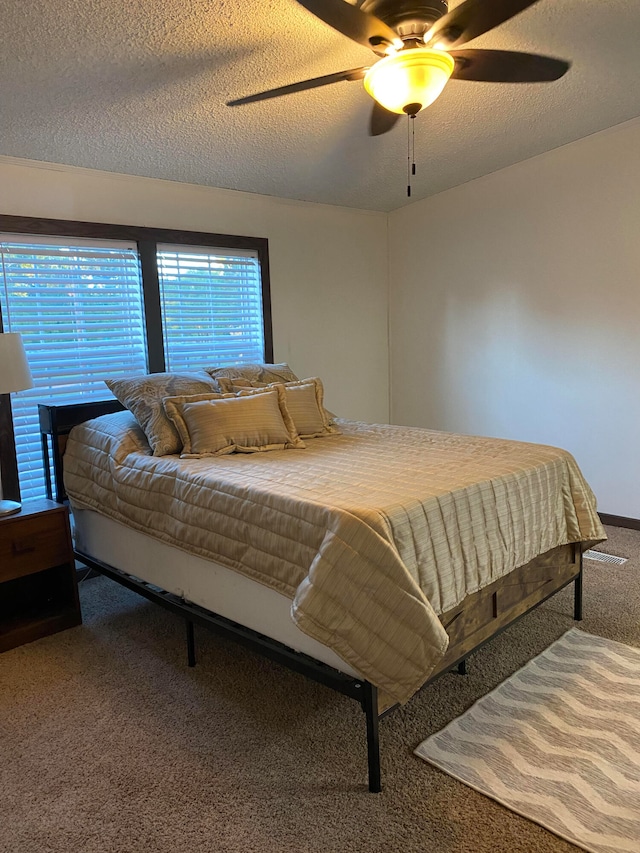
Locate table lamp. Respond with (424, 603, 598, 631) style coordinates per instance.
(0, 332, 34, 516)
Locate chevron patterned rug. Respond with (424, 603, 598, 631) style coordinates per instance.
(415, 629, 640, 853)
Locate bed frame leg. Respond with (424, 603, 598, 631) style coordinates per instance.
(457, 659, 467, 676)
(186, 619, 196, 666)
(362, 682, 381, 793)
(574, 563, 583, 622)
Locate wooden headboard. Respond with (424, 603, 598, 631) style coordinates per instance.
(38, 399, 125, 503)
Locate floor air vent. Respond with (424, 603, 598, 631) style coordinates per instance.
(584, 550, 628, 566)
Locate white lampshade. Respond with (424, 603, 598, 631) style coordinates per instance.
(0, 333, 34, 394)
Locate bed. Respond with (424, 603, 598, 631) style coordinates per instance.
(48, 374, 606, 793)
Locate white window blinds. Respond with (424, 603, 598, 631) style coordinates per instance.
(158, 245, 265, 372)
(0, 235, 147, 501)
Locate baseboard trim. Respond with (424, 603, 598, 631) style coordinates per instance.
(599, 513, 640, 531)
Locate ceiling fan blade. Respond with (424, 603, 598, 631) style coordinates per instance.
(369, 102, 400, 136)
(450, 49, 570, 82)
(296, 0, 402, 52)
(226, 67, 368, 106)
(424, 0, 542, 49)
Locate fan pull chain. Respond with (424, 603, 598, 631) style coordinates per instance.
(407, 115, 416, 197)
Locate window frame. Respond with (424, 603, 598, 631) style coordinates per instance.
(0, 214, 273, 501)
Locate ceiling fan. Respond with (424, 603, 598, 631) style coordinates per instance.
(226, 0, 570, 136)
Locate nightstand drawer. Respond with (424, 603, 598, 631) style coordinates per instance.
(0, 511, 71, 583)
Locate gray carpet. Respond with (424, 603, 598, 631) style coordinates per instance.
(1, 526, 638, 853)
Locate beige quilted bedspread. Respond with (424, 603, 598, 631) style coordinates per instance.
(64, 412, 605, 705)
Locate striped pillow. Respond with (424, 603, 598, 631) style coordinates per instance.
(217, 377, 339, 439)
(163, 385, 305, 457)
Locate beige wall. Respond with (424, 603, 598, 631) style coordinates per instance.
(4, 115, 640, 518)
(0, 156, 389, 423)
(388, 118, 640, 518)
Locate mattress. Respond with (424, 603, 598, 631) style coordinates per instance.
(73, 507, 361, 677)
(64, 411, 605, 706)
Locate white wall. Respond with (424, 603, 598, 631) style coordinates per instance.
(388, 118, 640, 518)
(0, 156, 389, 423)
(5, 116, 640, 518)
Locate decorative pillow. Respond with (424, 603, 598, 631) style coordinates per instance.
(205, 362, 299, 386)
(104, 371, 220, 456)
(162, 385, 305, 457)
(217, 376, 339, 439)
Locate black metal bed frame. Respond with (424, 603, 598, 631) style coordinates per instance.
(73, 549, 385, 792)
(42, 400, 584, 793)
(72, 548, 582, 793)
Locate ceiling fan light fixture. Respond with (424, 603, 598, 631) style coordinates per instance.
(363, 48, 454, 114)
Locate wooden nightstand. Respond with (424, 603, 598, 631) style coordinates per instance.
(0, 499, 82, 652)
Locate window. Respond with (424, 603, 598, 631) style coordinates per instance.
(0, 235, 147, 500)
(158, 245, 265, 371)
(0, 217, 272, 503)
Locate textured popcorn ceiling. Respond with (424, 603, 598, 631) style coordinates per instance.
(1, 0, 639, 212)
